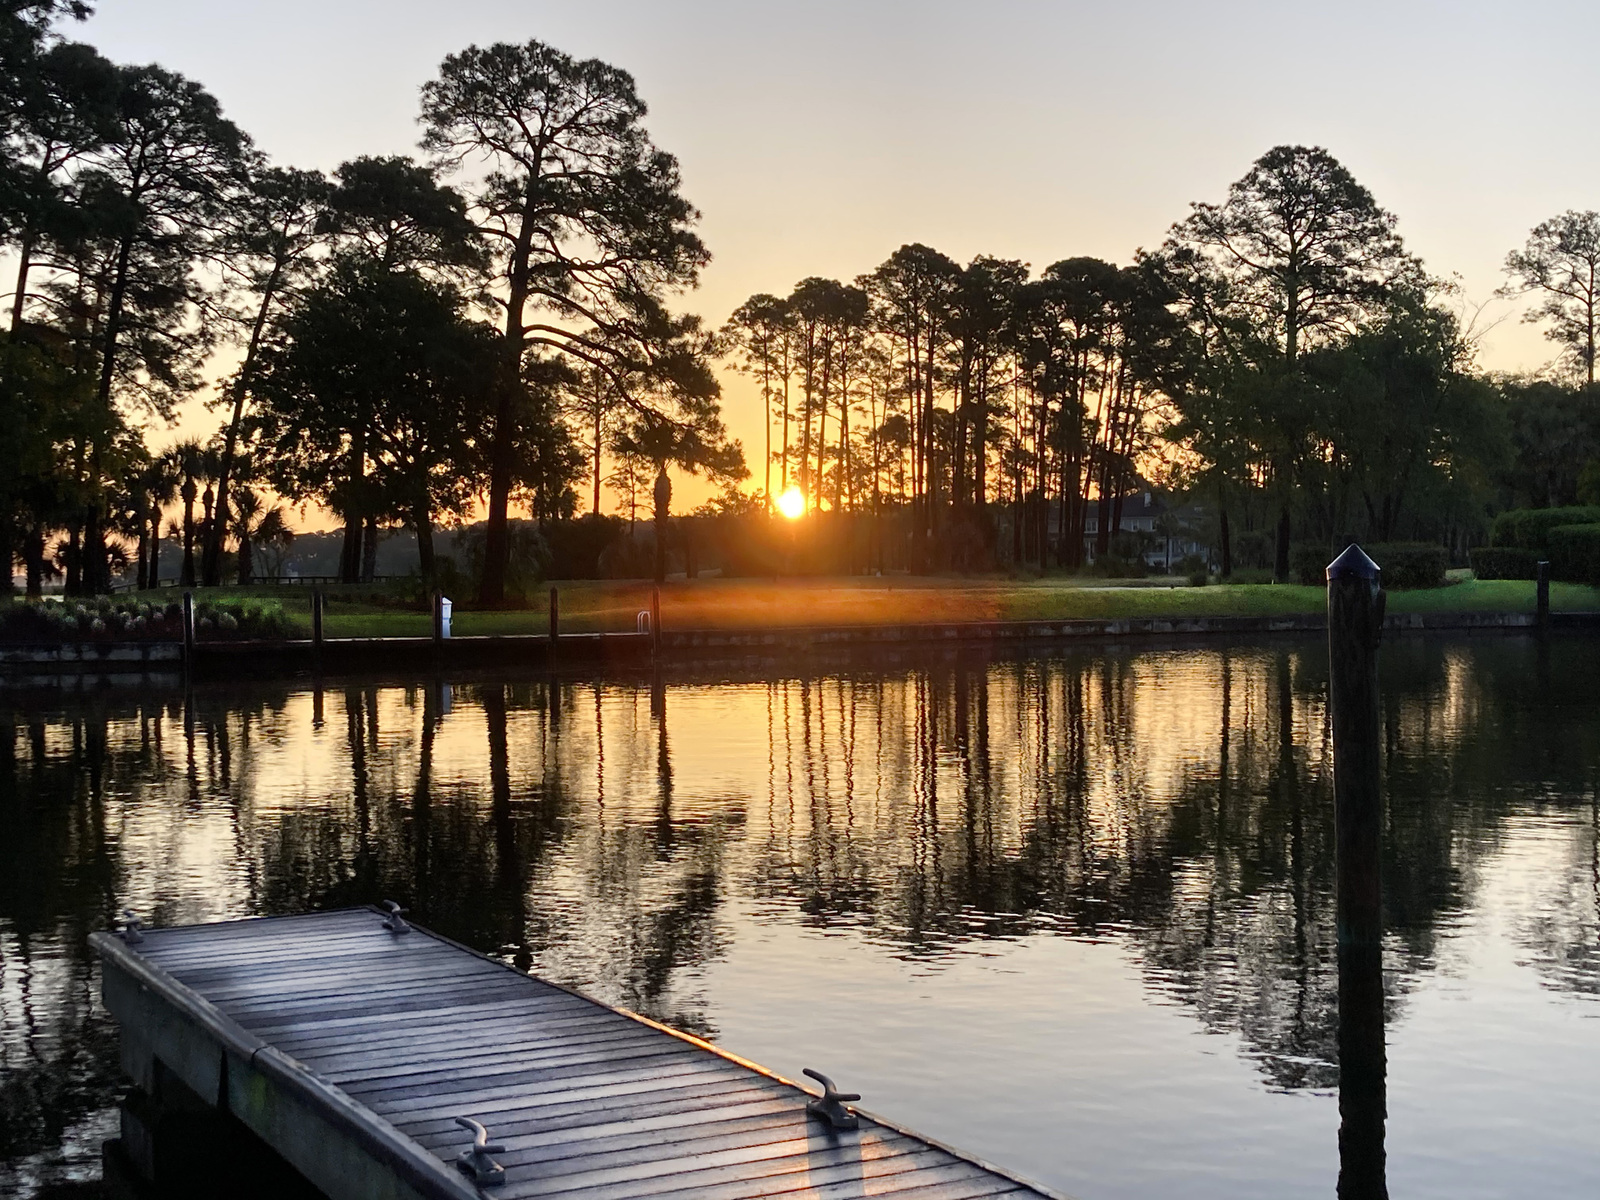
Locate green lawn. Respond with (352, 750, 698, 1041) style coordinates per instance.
(120, 575, 1600, 638)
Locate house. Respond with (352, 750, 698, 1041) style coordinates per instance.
(1082, 487, 1211, 571)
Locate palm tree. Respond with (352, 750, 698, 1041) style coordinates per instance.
(139, 452, 182, 589)
(173, 438, 206, 587)
(231, 487, 293, 584)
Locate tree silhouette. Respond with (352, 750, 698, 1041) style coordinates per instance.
(421, 39, 711, 605)
(1503, 210, 1600, 385)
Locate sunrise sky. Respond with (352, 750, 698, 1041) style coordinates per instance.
(75, 0, 1600, 516)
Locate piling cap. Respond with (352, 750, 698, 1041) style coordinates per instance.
(1326, 543, 1380, 582)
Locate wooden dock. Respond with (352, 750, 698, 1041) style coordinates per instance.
(91, 907, 1064, 1200)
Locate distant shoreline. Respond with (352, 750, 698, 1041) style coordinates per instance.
(3, 607, 1594, 683)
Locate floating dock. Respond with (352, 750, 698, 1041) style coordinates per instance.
(91, 907, 1062, 1200)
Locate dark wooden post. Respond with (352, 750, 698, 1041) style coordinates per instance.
(181, 590, 195, 667)
(651, 585, 661, 657)
(549, 587, 559, 645)
(432, 590, 443, 645)
(1326, 543, 1388, 1200)
(1536, 559, 1550, 627)
(311, 588, 324, 651)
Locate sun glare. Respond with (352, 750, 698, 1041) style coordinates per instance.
(776, 486, 806, 520)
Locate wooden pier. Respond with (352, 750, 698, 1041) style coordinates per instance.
(91, 907, 1064, 1200)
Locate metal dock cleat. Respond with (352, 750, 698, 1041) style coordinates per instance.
(119, 910, 144, 944)
(379, 901, 412, 934)
(453, 1117, 506, 1186)
(803, 1067, 860, 1130)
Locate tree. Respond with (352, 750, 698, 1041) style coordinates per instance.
(322, 155, 482, 275)
(230, 485, 292, 584)
(254, 259, 500, 581)
(722, 293, 792, 513)
(170, 437, 208, 586)
(1301, 297, 1502, 543)
(421, 38, 712, 604)
(1161, 145, 1421, 580)
(3, 37, 116, 331)
(47, 63, 247, 593)
(948, 256, 1025, 515)
(201, 164, 330, 585)
(314, 154, 484, 580)
(866, 244, 960, 565)
(1503, 211, 1600, 384)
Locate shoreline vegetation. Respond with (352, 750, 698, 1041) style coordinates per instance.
(9, 575, 1592, 642)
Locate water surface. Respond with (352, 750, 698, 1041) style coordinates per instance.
(1, 636, 1597, 1198)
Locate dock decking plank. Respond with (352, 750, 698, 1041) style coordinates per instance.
(92, 908, 1063, 1200)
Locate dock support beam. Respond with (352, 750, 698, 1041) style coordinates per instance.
(1327, 544, 1388, 1200)
(1537, 559, 1550, 628)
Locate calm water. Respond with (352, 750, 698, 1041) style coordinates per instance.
(1, 636, 1598, 1199)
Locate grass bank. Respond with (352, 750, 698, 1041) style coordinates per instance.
(117, 575, 1600, 639)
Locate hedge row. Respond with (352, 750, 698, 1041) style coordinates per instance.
(0, 597, 295, 644)
(1489, 506, 1600, 549)
(1548, 524, 1600, 586)
(1467, 547, 1541, 580)
(1290, 542, 1448, 589)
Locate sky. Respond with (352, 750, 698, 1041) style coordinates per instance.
(72, 0, 1600, 519)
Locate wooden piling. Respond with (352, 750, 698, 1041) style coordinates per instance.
(549, 586, 559, 646)
(1326, 543, 1388, 1200)
(1537, 560, 1550, 627)
(431, 590, 443, 645)
(181, 591, 195, 667)
(311, 588, 324, 656)
(651, 585, 662, 657)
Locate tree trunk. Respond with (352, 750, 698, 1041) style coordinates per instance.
(82, 504, 104, 596)
(135, 514, 148, 591)
(592, 386, 603, 518)
(149, 506, 162, 587)
(0, 512, 13, 598)
(481, 187, 542, 607)
(415, 505, 435, 580)
(816, 340, 830, 513)
(204, 287, 278, 585)
(339, 515, 361, 584)
(10, 228, 34, 332)
(237, 530, 252, 585)
(1219, 507, 1233, 579)
(64, 526, 80, 596)
(24, 526, 44, 597)
(180, 488, 196, 588)
(1274, 506, 1292, 583)
(361, 515, 378, 583)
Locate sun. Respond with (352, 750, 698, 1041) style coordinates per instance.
(776, 486, 806, 520)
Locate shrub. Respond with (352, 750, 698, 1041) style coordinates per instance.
(543, 514, 624, 580)
(1490, 506, 1600, 550)
(597, 533, 657, 580)
(1291, 542, 1447, 589)
(0, 596, 295, 643)
(451, 520, 551, 601)
(1547, 523, 1600, 585)
(1469, 547, 1541, 580)
(1230, 529, 1274, 570)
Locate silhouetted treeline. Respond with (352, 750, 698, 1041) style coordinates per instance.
(6, 4, 1600, 596)
(723, 151, 1600, 577)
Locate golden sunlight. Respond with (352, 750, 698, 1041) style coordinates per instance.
(776, 486, 806, 519)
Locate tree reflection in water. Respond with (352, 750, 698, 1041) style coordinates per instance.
(2, 634, 1599, 1194)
